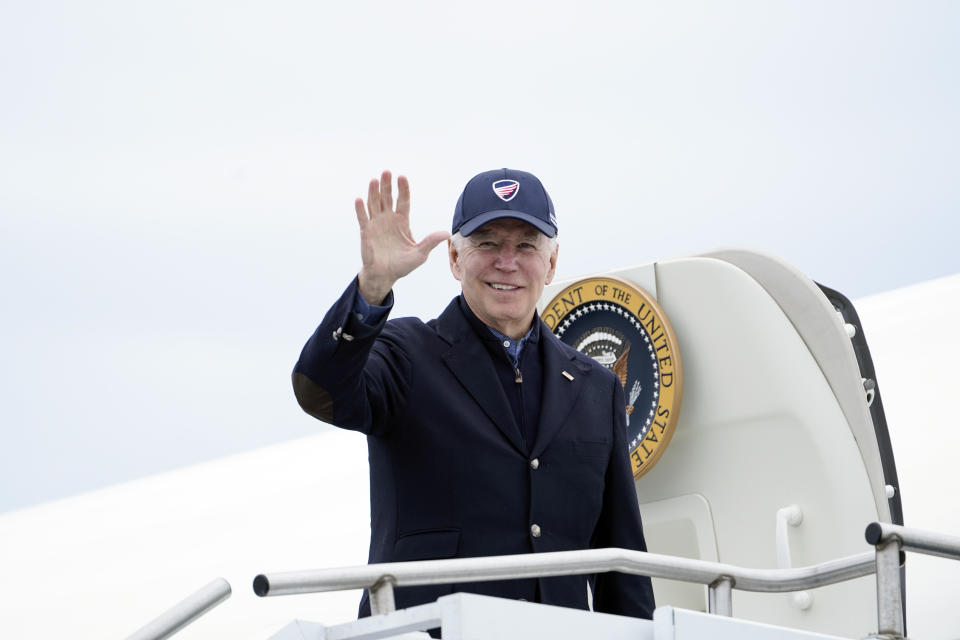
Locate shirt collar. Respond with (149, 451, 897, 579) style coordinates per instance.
(457, 296, 541, 367)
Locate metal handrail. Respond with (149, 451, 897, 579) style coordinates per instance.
(253, 547, 875, 617)
(866, 521, 960, 561)
(125, 577, 232, 640)
(865, 522, 960, 639)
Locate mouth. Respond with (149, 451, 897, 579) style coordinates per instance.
(488, 283, 521, 291)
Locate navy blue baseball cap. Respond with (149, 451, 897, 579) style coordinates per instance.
(452, 168, 557, 238)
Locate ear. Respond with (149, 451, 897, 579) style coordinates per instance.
(448, 239, 462, 282)
(544, 243, 559, 285)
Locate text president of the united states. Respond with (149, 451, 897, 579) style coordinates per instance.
(292, 168, 655, 620)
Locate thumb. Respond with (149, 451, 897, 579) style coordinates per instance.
(417, 230, 451, 256)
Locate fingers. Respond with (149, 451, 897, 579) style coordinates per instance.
(366, 178, 381, 216)
(354, 198, 367, 228)
(396, 175, 410, 217)
(366, 171, 395, 216)
(417, 230, 451, 257)
(381, 170, 393, 212)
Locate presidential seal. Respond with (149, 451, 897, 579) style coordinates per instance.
(542, 276, 683, 479)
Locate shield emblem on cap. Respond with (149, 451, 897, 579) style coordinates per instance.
(492, 179, 520, 202)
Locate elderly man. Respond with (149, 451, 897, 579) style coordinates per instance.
(292, 168, 654, 620)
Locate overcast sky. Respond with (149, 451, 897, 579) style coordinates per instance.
(1, 1, 958, 514)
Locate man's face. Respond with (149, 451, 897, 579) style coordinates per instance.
(449, 218, 558, 339)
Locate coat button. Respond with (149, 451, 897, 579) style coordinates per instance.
(530, 524, 541, 538)
(529, 458, 539, 470)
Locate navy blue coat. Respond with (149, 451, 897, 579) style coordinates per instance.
(293, 279, 654, 619)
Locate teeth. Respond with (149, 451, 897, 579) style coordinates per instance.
(490, 283, 519, 290)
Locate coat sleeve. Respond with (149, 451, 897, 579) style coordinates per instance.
(590, 379, 656, 619)
(291, 277, 410, 437)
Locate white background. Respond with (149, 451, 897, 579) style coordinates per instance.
(2, 1, 958, 512)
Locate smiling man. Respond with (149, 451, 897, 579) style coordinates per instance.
(450, 217, 556, 340)
(292, 168, 654, 622)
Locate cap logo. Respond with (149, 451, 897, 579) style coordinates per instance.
(492, 179, 519, 202)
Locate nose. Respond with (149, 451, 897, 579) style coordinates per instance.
(493, 246, 520, 270)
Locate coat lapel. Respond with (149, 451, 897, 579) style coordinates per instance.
(437, 300, 527, 455)
(532, 327, 590, 458)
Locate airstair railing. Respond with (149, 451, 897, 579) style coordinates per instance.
(253, 547, 875, 618)
(124, 577, 232, 640)
(866, 522, 960, 639)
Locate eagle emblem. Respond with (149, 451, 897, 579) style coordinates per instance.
(542, 277, 683, 479)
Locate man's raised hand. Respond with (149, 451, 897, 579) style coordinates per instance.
(355, 170, 449, 305)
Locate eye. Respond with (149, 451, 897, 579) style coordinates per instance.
(518, 242, 537, 250)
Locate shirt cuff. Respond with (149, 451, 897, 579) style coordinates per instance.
(354, 287, 392, 325)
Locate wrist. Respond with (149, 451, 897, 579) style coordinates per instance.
(357, 270, 394, 306)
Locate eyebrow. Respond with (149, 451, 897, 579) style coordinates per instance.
(471, 231, 541, 245)
(471, 229, 493, 240)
